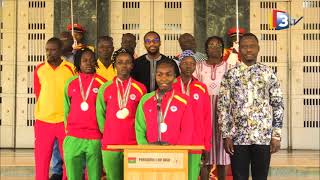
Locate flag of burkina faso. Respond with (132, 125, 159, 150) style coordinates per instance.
(128, 157, 137, 164)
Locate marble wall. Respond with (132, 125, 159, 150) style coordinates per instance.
(53, 0, 249, 52)
(54, 0, 109, 46)
(195, 0, 250, 52)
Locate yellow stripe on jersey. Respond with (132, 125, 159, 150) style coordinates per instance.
(132, 83, 143, 95)
(174, 95, 187, 105)
(95, 77, 104, 85)
(194, 84, 206, 93)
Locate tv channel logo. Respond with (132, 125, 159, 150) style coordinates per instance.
(270, 10, 303, 30)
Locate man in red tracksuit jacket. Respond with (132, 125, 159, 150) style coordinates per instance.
(96, 48, 147, 180)
(135, 59, 194, 146)
(172, 50, 212, 180)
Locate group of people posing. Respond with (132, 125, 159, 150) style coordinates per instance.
(34, 23, 284, 180)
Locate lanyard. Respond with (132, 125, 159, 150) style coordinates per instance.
(156, 90, 175, 123)
(79, 75, 94, 102)
(180, 78, 192, 96)
(116, 77, 132, 109)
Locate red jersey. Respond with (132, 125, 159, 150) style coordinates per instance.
(64, 73, 106, 139)
(96, 77, 147, 150)
(135, 89, 194, 145)
(173, 77, 212, 152)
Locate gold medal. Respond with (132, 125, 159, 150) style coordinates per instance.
(80, 101, 89, 111)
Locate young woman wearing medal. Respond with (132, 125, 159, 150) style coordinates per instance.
(96, 48, 147, 180)
(172, 50, 212, 180)
(63, 48, 106, 180)
(135, 59, 194, 146)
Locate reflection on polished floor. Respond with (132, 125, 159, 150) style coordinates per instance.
(0, 149, 319, 180)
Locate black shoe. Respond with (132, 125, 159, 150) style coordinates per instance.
(49, 174, 62, 180)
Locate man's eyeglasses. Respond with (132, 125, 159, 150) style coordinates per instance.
(208, 44, 223, 49)
(144, 38, 160, 44)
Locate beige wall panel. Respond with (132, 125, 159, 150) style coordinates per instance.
(15, 96, 28, 126)
(110, 2, 122, 30)
(44, 1, 54, 35)
(1, 64, 16, 94)
(293, 0, 320, 149)
(138, 2, 150, 55)
(281, 126, 288, 149)
(17, 1, 28, 32)
(16, 33, 29, 63)
(0, 126, 14, 148)
(250, 1, 261, 31)
(290, 30, 303, 63)
(291, 98, 304, 127)
(139, 2, 151, 31)
(0, 0, 16, 149)
(276, 31, 288, 63)
(0, 95, 15, 126)
(277, 1, 289, 10)
(290, 0, 304, 31)
(153, 1, 165, 30)
(291, 64, 304, 96)
(1, 0, 16, 32)
(292, 127, 320, 149)
(1, 32, 16, 64)
(17, 65, 28, 94)
(181, 1, 193, 32)
(16, 126, 34, 148)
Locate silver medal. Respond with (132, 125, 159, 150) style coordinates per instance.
(160, 122, 167, 133)
(116, 108, 130, 119)
(122, 107, 129, 118)
(80, 101, 89, 111)
(116, 78, 132, 120)
(78, 75, 94, 112)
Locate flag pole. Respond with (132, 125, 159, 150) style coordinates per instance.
(70, 0, 77, 47)
(236, 0, 239, 42)
(71, 0, 74, 37)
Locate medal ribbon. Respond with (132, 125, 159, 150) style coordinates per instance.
(156, 90, 175, 123)
(79, 75, 95, 102)
(116, 78, 132, 109)
(180, 79, 192, 96)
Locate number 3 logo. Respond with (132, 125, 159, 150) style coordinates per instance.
(276, 12, 289, 29)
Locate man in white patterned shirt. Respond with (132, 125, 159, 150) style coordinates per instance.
(218, 33, 284, 180)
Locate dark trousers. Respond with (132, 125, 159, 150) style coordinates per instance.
(231, 145, 271, 180)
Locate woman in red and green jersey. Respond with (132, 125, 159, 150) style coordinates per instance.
(135, 59, 194, 146)
(96, 48, 147, 180)
(173, 50, 212, 180)
(63, 48, 106, 180)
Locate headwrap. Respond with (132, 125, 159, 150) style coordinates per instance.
(179, 50, 195, 62)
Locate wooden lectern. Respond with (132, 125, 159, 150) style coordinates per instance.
(108, 145, 203, 180)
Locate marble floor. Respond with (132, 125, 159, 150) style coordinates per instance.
(0, 149, 319, 180)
